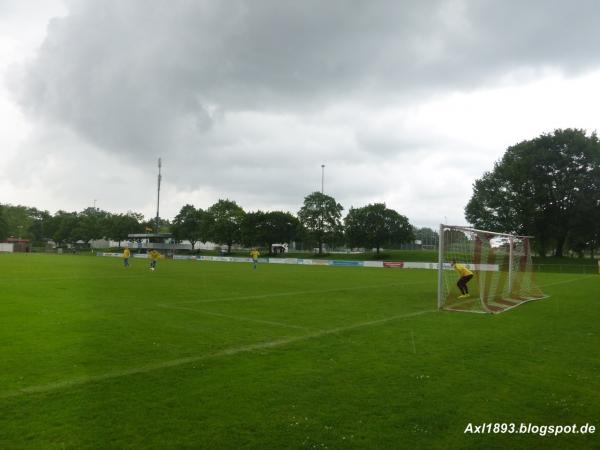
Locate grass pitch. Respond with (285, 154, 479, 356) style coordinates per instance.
(1, 253, 599, 449)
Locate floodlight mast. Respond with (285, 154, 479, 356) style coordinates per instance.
(155, 158, 162, 233)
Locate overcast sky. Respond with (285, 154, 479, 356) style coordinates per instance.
(2, 0, 600, 229)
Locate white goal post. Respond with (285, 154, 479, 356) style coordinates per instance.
(437, 224, 547, 314)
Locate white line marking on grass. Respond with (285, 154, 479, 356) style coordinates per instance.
(156, 303, 312, 331)
(0, 309, 435, 400)
(538, 276, 596, 289)
(173, 281, 432, 305)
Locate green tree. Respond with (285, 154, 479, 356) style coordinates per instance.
(28, 209, 53, 244)
(298, 192, 344, 254)
(240, 211, 267, 248)
(0, 205, 8, 240)
(171, 204, 209, 250)
(0, 204, 43, 239)
(77, 207, 110, 244)
(49, 211, 80, 247)
(141, 217, 170, 233)
(262, 211, 301, 254)
(413, 227, 439, 247)
(106, 212, 144, 247)
(242, 211, 300, 253)
(345, 203, 414, 254)
(466, 129, 600, 257)
(568, 195, 600, 258)
(207, 199, 245, 253)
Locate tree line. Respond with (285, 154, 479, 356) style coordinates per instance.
(0, 206, 149, 249)
(4, 128, 593, 258)
(0, 194, 416, 255)
(466, 128, 600, 257)
(159, 193, 415, 254)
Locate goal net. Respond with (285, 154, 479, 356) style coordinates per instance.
(437, 225, 547, 313)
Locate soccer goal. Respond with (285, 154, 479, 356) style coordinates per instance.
(437, 225, 547, 314)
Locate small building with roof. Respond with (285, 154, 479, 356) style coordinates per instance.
(1, 237, 31, 253)
(127, 232, 183, 254)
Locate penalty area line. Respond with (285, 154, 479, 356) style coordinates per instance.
(0, 309, 435, 401)
(537, 276, 596, 289)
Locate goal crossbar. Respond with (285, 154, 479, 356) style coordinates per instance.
(441, 225, 534, 239)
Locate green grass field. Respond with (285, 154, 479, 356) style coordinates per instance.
(1, 253, 599, 449)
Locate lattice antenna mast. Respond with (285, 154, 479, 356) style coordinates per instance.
(155, 157, 162, 233)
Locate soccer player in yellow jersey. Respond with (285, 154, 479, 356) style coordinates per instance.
(451, 259, 474, 299)
(148, 249, 160, 271)
(123, 247, 131, 267)
(250, 248, 260, 269)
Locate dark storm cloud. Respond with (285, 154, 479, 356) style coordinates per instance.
(7, 0, 600, 225)
(15, 0, 600, 160)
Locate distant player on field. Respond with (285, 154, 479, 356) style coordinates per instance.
(451, 259, 473, 298)
(250, 248, 260, 269)
(123, 246, 130, 267)
(149, 249, 160, 271)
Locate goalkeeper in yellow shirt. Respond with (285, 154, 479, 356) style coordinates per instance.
(451, 259, 474, 299)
